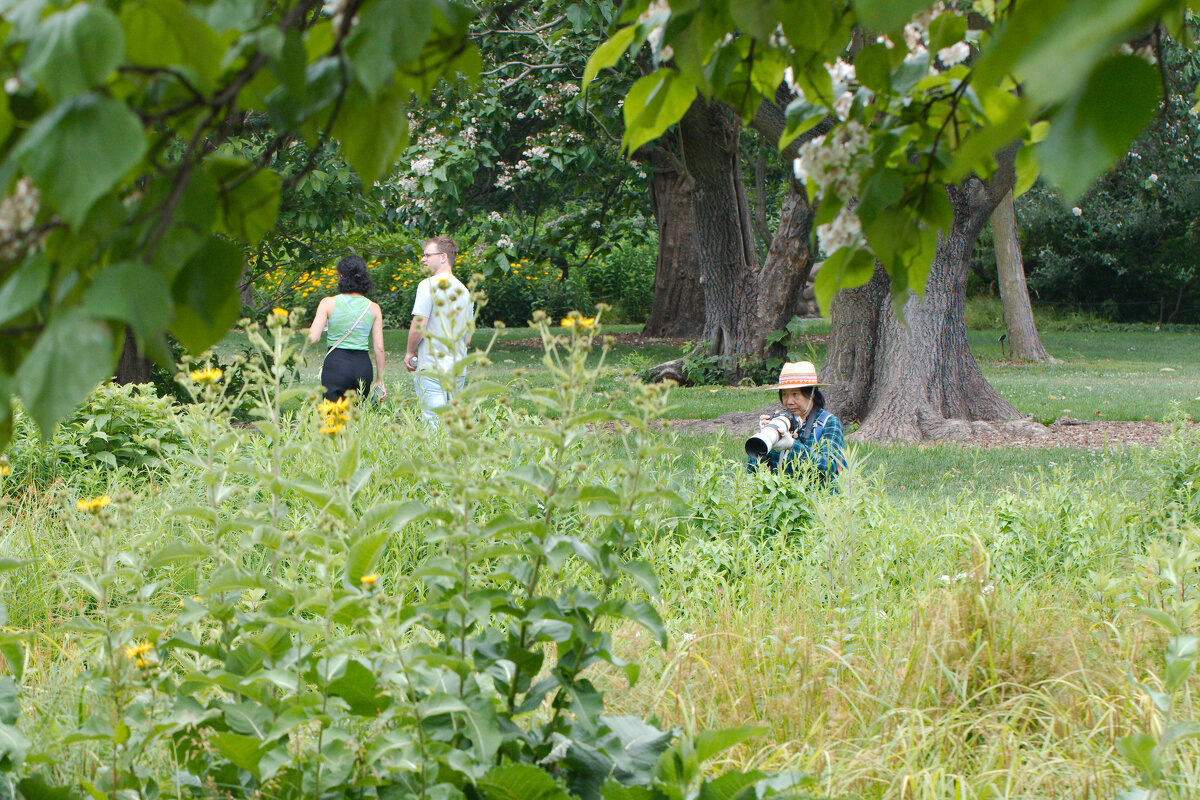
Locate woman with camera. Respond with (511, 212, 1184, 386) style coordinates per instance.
(307, 255, 387, 403)
(745, 361, 845, 487)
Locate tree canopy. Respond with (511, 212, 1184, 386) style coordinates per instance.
(585, 0, 1184, 311)
(0, 0, 483, 448)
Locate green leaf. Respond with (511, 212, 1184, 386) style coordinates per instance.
(1116, 732, 1161, 785)
(13, 94, 148, 229)
(813, 246, 876, 315)
(623, 69, 697, 155)
(346, 531, 389, 586)
(855, 43, 891, 94)
(698, 769, 767, 800)
(170, 235, 245, 354)
(730, 0, 779, 42)
(0, 255, 50, 328)
(332, 83, 410, 184)
(211, 732, 268, 778)
(208, 159, 282, 246)
(1038, 54, 1161, 201)
(23, 3, 124, 103)
(779, 0, 836, 54)
(119, 0, 223, 92)
(476, 763, 571, 800)
(853, 0, 929, 32)
(84, 261, 174, 340)
(326, 658, 386, 716)
(14, 310, 114, 438)
(583, 24, 639, 92)
(927, 12, 967, 54)
(1137, 607, 1181, 636)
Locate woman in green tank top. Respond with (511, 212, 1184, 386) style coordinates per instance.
(307, 256, 387, 401)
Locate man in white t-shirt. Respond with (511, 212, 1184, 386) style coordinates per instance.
(405, 236, 474, 428)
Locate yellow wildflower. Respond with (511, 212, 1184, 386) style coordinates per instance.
(0, 461, 9, 478)
(190, 367, 222, 383)
(77, 495, 111, 512)
(579, 317, 595, 329)
(360, 573, 379, 586)
(125, 641, 153, 659)
(560, 317, 573, 328)
(271, 308, 288, 318)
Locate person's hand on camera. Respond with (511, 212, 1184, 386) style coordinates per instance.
(771, 427, 794, 451)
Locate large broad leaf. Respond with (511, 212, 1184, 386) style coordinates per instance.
(13, 95, 147, 229)
(476, 764, 571, 800)
(22, 3, 124, 103)
(1038, 54, 1161, 201)
(119, 0, 223, 92)
(208, 158, 281, 247)
(14, 310, 114, 438)
(331, 84, 410, 184)
(979, 0, 1158, 109)
(326, 658, 387, 716)
(853, 0, 930, 32)
(170, 235, 245, 354)
(0, 255, 50, 328)
(730, 0, 781, 42)
(84, 261, 174, 340)
(345, 0, 435, 96)
(623, 69, 697, 155)
(583, 24, 639, 92)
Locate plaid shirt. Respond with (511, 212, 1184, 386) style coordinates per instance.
(776, 409, 845, 485)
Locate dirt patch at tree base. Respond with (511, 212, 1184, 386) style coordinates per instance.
(664, 411, 1187, 450)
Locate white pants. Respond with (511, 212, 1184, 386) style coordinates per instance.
(413, 373, 465, 429)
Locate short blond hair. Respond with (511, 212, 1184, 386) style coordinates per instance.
(425, 235, 458, 265)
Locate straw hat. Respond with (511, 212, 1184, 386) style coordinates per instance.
(765, 360, 828, 390)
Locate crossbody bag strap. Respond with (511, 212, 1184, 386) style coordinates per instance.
(324, 298, 372, 360)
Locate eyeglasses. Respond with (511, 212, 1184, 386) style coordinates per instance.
(421, 252, 445, 258)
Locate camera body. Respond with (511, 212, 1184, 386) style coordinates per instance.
(745, 410, 799, 460)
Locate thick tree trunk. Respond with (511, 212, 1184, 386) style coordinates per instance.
(114, 327, 152, 384)
(681, 100, 758, 371)
(643, 155, 705, 338)
(991, 190, 1053, 362)
(678, 101, 815, 378)
(823, 174, 1021, 442)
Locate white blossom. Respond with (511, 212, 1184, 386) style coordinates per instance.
(1149, 173, 1159, 183)
(937, 41, 970, 66)
(816, 206, 861, 252)
(487, 211, 504, 223)
(496, 235, 514, 250)
(833, 91, 854, 120)
(1072, 207, 1082, 216)
(4, 77, 19, 94)
(411, 157, 435, 176)
(0, 177, 42, 261)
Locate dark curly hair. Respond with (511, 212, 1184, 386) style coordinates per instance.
(336, 255, 372, 295)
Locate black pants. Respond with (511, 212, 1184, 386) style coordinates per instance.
(321, 348, 372, 401)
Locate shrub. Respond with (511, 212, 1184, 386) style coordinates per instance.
(578, 242, 655, 323)
(6, 382, 183, 486)
(5, 314, 804, 799)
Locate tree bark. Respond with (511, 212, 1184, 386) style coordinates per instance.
(991, 189, 1053, 362)
(678, 100, 815, 378)
(643, 153, 705, 338)
(823, 172, 1021, 441)
(114, 327, 152, 384)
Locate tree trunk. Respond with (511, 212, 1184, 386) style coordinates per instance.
(992, 189, 1053, 362)
(643, 154, 705, 338)
(679, 100, 815, 378)
(681, 100, 758, 372)
(114, 327, 152, 384)
(823, 174, 1021, 441)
